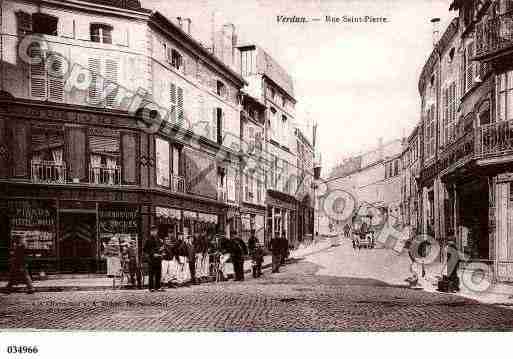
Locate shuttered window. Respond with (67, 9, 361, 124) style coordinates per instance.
(29, 44, 46, 99)
(177, 86, 184, 126)
(48, 54, 65, 102)
(169, 82, 176, 124)
(88, 58, 101, 105)
(88, 58, 119, 108)
(105, 59, 118, 107)
(465, 43, 474, 93)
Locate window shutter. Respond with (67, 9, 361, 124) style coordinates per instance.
(177, 86, 184, 126)
(212, 108, 217, 142)
(122, 132, 137, 184)
(466, 44, 474, 91)
(88, 58, 101, 105)
(11, 121, 28, 178)
(105, 59, 119, 107)
(29, 45, 46, 99)
(48, 55, 65, 102)
(221, 109, 226, 145)
(169, 82, 177, 124)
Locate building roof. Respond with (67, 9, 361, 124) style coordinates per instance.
(149, 11, 247, 88)
(82, 0, 144, 11)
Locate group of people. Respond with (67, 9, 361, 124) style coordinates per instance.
(2, 223, 289, 294)
(141, 225, 269, 292)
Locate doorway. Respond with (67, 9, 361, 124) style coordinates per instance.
(59, 212, 98, 273)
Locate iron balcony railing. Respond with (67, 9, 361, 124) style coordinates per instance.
(475, 11, 513, 59)
(89, 165, 121, 185)
(31, 160, 66, 184)
(478, 119, 513, 156)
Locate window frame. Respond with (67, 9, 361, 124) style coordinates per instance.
(90, 23, 113, 44)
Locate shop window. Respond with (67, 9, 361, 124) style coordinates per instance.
(156, 137, 170, 187)
(33, 13, 58, 36)
(90, 23, 113, 44)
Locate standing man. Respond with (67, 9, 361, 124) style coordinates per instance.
(280, 231, 289, 266)
(121, 240, 142, 289)
(143, 225, 164, 292)
(248, 230, 264, 278)
(5, 236, 35, 294)
(271, 234, 281, 273)
(231, 231, 247, 281)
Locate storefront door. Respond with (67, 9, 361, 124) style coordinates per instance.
(495, 178, 513, 281)
(59, 212, 98, 273)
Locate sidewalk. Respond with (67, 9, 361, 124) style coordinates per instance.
(415, 260, 513, 306)
(0, 238, 333, 293)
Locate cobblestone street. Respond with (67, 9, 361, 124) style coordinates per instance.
(1, 242, 513, 331)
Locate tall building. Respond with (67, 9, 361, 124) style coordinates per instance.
(0, 0, 246, 274)
(415, 0, 513, 284)
(237, 44, 300, 246)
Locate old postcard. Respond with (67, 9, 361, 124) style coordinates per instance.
(0, 0, 512, 357)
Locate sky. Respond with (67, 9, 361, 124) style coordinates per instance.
(142, 0, 455, 175)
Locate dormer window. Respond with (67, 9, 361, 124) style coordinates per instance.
(90, 23, 113, 44)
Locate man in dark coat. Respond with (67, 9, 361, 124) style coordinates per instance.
(143, 225, 164, 292)
(271, 234, 282, 273)
(230, 232, 247, 281)
(5, 236, 35, 294)
(280, 231, 289, 266)
(248, 230, 264, 278)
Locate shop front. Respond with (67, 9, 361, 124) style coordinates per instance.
(3, 197, 142, 275)
(266, 190, 297, 249)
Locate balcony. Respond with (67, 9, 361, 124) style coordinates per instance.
(31, 160, 66, 184)
(475, 11, 513, 60)
(478, 120, 513, 156)
(89, 165, 121, 186)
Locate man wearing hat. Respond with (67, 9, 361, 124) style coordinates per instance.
(446, 240, 461, 292)
(143, 225, 164, 292)
(121, 238, 142, 289)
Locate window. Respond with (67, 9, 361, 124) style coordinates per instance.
(425, 104, 436, 160)
(90, 23, 112, 44)
(270, 107, 278, 141)
(88, 58, 119, 107)
(216, 80, 226, 98)
(464, 42, 475, 93)
(497, 71, 513, 122)
(156, 138, 170, 187)
(33, 13, 58, 36)
(16, 11, 32, 35)
(171, 49, 183, 71)
(282, 115, 288, 146)
(443, 82, 457, 144)
(478, 100, 491, 126)
(240, 48, 256, 76)
(30, 126, 65, 183)
(282, 95, 286, 108)
(29, 43, 65, 101)
(89, 129, 121, 185)
(213, 107, 223, 144)
(448, 48, 455, 63)
(269, 87, 276, 101)
(169, 82, 184, 126)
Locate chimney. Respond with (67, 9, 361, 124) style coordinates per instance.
(176, 17, 183, 29)
(222, 23, 236, 67)
(431, 18, 441, 47)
